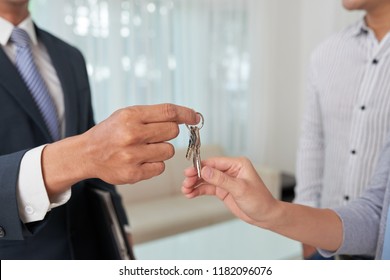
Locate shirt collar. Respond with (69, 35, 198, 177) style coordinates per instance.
(0, 15, 37, 47)
(351, 17, 370, 37)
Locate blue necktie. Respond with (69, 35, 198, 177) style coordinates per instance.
(382, 206, 390, 259)
(10, 27, 60, 141)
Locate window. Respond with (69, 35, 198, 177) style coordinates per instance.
(31, 0, 250, 154)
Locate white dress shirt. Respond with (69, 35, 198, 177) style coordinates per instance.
(0, 15, 70, 223)
(294, 18, 390, 209)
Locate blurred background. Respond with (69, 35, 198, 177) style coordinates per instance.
(29, 0, 362, 259)
(30, 0, 362, 173)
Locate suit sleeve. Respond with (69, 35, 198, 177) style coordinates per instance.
(0, 150, 31, 240)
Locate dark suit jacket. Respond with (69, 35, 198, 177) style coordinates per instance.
(0, 26, 129, 259)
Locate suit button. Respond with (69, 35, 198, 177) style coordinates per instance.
(0, 226, 5, 238)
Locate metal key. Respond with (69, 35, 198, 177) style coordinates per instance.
(186, 112, 204, 178)
(185, 127, 196, 160)
(192, 126, 202, 178)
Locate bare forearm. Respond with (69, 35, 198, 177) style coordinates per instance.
(260, 201, 343, 252)
(182, 157, 344, 252)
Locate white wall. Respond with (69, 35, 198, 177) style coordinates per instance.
(247, 0, 362, 174)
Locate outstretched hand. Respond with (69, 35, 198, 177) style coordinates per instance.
(182, 157, 278, 227)
(42, 103, 199, 196)
(183, 157, 344, 252)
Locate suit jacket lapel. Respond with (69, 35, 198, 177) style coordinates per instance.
(36, 27, 80, 138)
(0, 47, 52, 141)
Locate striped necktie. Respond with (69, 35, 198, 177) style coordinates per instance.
(10, 27, 60, 141)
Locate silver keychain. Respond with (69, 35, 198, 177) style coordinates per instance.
(186, 112, 204, 178)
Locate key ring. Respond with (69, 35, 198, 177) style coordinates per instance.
(186, 112, 204, 130)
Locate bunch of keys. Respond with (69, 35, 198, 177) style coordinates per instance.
(186, 112, 204, 178)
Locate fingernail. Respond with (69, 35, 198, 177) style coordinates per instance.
(195, 113, 200, 123)
(202, 166, 212, 179)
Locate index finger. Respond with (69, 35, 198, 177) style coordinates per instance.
(136, 103, 200, 124)
(200, 157, 239, 173)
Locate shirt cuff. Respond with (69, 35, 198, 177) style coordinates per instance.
(16, 145, 71, 223)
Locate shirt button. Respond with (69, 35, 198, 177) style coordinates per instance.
(361, 105, 366, 110)
(351, 150, 356, 155)
(372, 59, 379, 64)
(0, 226, 5, 238)
(25, 205, 34, 215)
(344, 195, 350, 201)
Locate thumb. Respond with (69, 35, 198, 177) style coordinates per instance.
(201, 166, 237, 193)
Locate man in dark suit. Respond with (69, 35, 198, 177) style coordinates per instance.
(0, 0, 198, 259)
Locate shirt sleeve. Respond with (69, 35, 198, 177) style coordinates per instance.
(293, 57, 325, 208)
(318, 139, 390, 258)
(16, 145, 71, 223)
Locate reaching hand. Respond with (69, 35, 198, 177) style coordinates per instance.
(84, 103, 199, 185)
(42, 103, 199, 195)
(182, 157, 344, 252)
(182, 157, 278, 227)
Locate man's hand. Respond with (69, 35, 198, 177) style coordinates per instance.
(302, 243, 319, 259)
(83, 104, 199, 184)
(181, 157, 278, 228)
(182, 156, 343, 252)
(42, 103, 199, 197)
